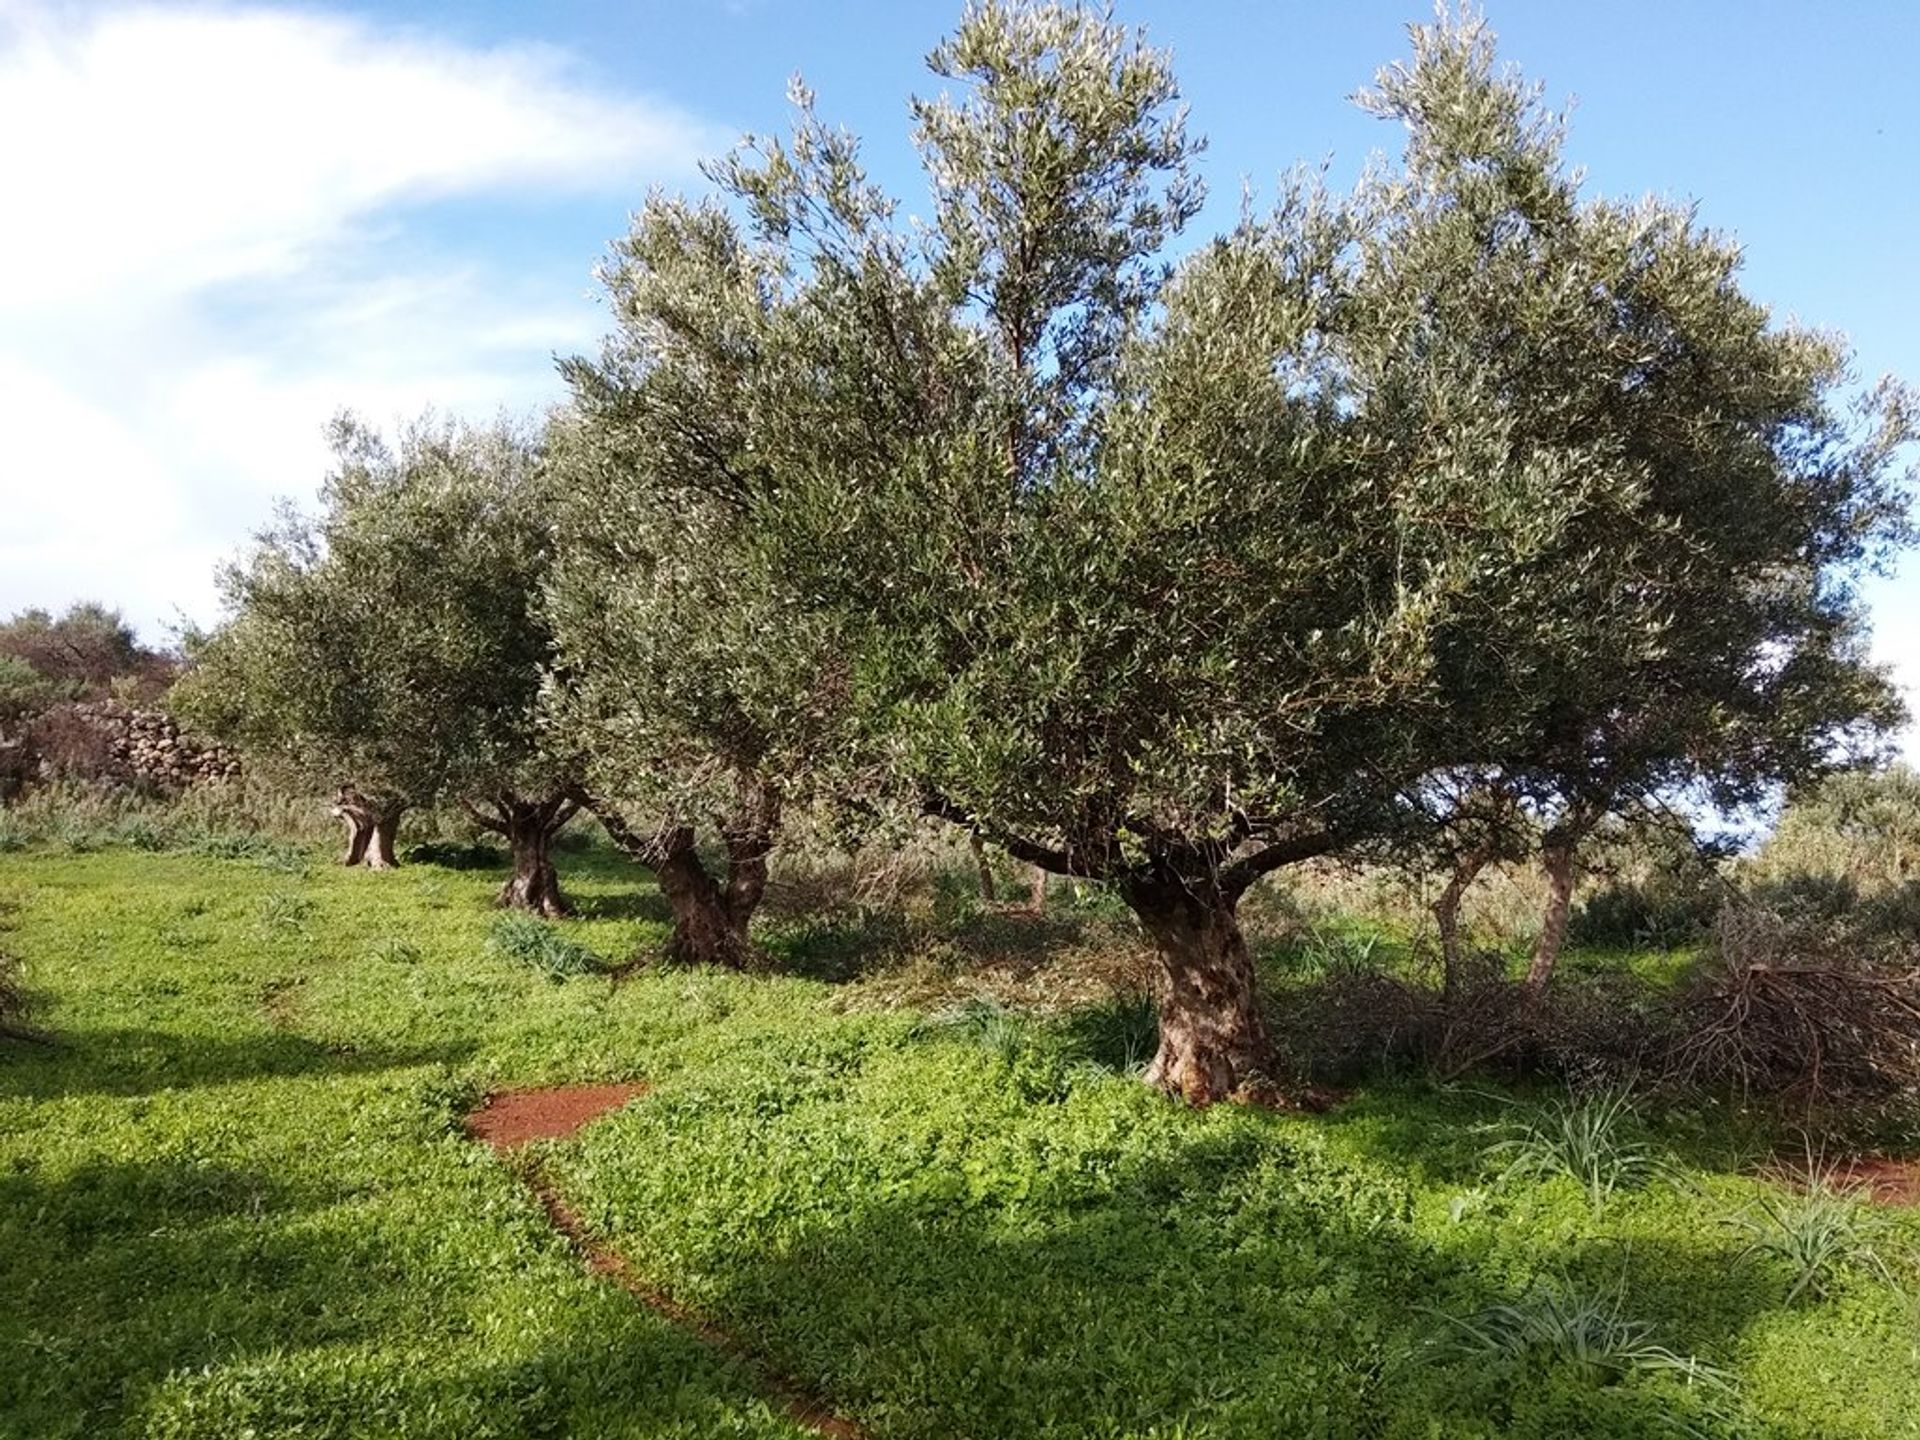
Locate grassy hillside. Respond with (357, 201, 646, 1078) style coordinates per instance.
(2, 845, 1916, 1437)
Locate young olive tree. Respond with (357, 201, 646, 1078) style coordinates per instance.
(592, 2, 1911, 1102)
(176, 414, 580, 911)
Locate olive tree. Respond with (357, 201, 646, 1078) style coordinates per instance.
(1356, 14, 1912, 993)
(590, 2, 1912, 1102)
(177, 413, 580, 911)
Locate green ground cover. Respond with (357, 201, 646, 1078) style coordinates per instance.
(3, 845, 1917, 1438)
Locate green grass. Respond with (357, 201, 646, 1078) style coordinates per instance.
(3, 844, 1919, 1437)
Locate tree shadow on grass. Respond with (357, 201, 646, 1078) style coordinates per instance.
(0, 1154, 808, 1440)
(0, 1025, 477, 1101)
(567, 1104, 1814, 1439)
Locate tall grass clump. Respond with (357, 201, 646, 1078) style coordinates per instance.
(1426, 1282, 1732, 1394)
(1729, 1166, 1894, 1302)
(1485, 1087, 1659, 1213)
(486, 914, 607, 982)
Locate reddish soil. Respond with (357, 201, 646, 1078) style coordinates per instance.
(465, 1083, 650, 1150)
(1824, 1157, 1920, 1206)
(528, 1174, 867, 1439)
(1759, 1154, 1920, 1207)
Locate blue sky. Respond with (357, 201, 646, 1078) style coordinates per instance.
(1, 0, 1914, 744)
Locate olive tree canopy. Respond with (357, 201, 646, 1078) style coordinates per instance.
(177, 414, 579, 910)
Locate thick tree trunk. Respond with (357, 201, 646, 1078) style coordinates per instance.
(581, 776, 779, 970)
(1524, 838, 1578, 994)
(466, 790, 577, 916)
(1029, 865, 1048, 912)
(970, 833, 997, 902)
(367, 812, 401, 871)
(655, 834, 755, 969)
(1122, 876, 1275, 1106)
(499, 821, 569, 917)
(334, 787, 404, 870)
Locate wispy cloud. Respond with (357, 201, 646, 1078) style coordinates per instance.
(0, 2, 722, 638)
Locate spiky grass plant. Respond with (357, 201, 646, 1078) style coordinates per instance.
(1485, 1086, 1659, 1213)
(1427, 1282, 1732, 1394)
(485, 914, 605, 982)
(1729, 1165, 1893, 1302)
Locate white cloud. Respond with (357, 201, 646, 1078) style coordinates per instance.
(0, 1, 722, 639)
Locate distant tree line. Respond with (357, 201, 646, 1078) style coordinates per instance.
(172, 3, 1914, 1105)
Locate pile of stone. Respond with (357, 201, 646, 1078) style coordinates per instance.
(34, 701, 241, 791)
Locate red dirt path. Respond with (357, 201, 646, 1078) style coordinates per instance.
(465, 1083, 650, 1150)
(464, 1084, 869, 1440)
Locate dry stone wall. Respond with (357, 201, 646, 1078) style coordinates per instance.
(28, 700, 241, 791)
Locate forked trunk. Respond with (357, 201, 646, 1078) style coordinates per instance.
(499, 821, 569, 917)
(1123, 877, 1275, 1106)
(334, 788, 404, 870)
(656, 834, 755, 969)
(467, 791, 577, 916)
(582, 779, 780, 971)
(1524, 839, 1578, 994)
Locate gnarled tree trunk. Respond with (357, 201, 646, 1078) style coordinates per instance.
(334, 787, 405, 870)
(1122, 874, 1275, 1106)
(464, 790, 578, 916)
(581, 776, 781, 970)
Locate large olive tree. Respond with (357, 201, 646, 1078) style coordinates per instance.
(177, 413, 580, 912)
(580, 2, 1911, 1101)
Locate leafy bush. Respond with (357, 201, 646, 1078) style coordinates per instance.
(485, 913, 607, 982)
(1571, 879, 1718, 951)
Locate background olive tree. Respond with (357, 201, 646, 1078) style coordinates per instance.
(177, 413, 580, 911)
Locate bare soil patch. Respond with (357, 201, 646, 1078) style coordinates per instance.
(1759, 1154, 1920, 1207)
(465, 1083, 650, 1150)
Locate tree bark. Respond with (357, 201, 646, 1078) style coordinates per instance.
(1434, 844, 1494, 1003)
(1122, 874, 1276, 1106)
(970, 833, 997, 902)
(1524, 836, 1579, 994)
(498, 818, 569, 917)
(580, 776, 780, 970)
(367, 812, 401, 871)
(655, 831, 755, 968)
(1028, 865, 1048, 912)
(333, 787, 404, 870)
(464, 790, 577, 916)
